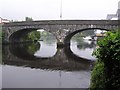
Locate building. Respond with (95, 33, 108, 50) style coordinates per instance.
(106, 14, 118, 20)
(0, 17, 10, 24)
(106, 2, 120, 20)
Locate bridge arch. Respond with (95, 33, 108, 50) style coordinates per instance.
(2, 20, 118, 44)
(9, 28, 57, 43)
(64, 28, 110, 45)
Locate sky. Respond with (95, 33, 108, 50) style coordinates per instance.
(0, 0, 120, 21)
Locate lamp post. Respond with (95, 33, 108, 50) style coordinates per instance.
(60, 0, 62, 20)
(118, 1, 120, 31)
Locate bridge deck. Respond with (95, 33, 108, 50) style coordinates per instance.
(3, 20, 118, 26)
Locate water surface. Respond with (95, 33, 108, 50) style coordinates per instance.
(2, 32, 97, 88)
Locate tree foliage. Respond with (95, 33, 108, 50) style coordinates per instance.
(22, 31, 40, 42)
(25, 17, 33, 21)
(90, 31, 120, 89)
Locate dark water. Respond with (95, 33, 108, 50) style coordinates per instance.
(2, 36, 96, 88)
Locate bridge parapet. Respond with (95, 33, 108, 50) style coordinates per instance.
(3, 20, 118, 25)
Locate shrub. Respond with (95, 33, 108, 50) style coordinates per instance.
(90, 31, 120, 89)
(90, 61, 106, 88)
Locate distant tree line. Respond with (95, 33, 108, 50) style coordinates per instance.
(25, 17, 33, 21)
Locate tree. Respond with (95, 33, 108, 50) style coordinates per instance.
(22, 31, 40, 42)
(90, 31, 120, 89)
(25, 17, 33, 21)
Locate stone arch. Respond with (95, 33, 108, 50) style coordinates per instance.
(64, 28, 110, 45)
(9, 28, 57, 43)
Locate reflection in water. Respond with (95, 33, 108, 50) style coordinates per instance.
(8, 42, 41, 60)
(2, 65, 91, 88)
(22, 42, 40, 55)
(2, 41, 94, 88)
(3, 29, 105, 88)
(71, 40, 96, 60)
(34, 41, 57, 58)
(3, 42, 93, 71)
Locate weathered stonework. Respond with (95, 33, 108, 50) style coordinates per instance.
(2, 20, 118, 44)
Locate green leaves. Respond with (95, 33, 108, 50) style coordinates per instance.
(90, 61, 106, 88)
(90, 31, 120, 89)
(22, 31, 40, 42)
(94, 31, 120, 62)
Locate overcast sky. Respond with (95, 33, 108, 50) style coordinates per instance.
(0, 0, 119, 21)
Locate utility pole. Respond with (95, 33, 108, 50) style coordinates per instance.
(60, 0, 62, 20)
(118, 1, 120, 30)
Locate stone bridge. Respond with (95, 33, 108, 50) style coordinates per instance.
(2, 20, 118, 45)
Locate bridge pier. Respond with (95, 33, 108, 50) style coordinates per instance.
(55, 29, 69, 48)
(57, 40, 64, 48)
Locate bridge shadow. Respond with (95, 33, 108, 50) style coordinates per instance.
(2, 42, 95, 71)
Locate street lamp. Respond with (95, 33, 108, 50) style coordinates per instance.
(60, 0, 62, 20)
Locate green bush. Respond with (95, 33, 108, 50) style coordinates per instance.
(90, 31, 120, 89)
(90, 61, 106, 89)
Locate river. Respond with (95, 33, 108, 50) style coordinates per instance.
(1, 31, 97, 88)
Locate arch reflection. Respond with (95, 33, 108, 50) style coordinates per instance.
(2, 42, 95, 71)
